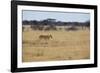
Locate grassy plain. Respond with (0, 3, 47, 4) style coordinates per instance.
(22, 28, 90, 62)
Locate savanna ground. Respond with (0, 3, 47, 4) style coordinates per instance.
(22, 27, 90, 62)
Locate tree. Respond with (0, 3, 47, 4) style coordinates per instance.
(85, 21, 90, 28)
(22, 20, 29, 25)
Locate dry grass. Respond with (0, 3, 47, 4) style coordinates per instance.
(22, 28, 90, 62)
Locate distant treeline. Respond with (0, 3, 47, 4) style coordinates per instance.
(22, 18, 90, 31)
(23, 18, 90, 26)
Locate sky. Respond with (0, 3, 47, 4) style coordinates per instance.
(22, 10, 90, 22)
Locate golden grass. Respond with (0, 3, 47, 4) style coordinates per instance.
(22, 29, 90, 62)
